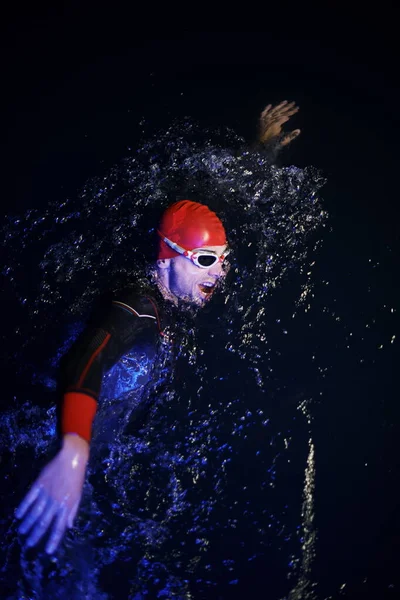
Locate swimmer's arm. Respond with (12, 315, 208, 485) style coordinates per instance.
(15, 294, 159, 555)
(60, 293, 160, 444)
(249, 100, 301, 154)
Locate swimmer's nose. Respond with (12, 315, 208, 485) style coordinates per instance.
(208, 260, 223, 278)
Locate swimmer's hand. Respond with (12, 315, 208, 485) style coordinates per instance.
(257, 100, 301, 148)
(15, 433, 89, 554)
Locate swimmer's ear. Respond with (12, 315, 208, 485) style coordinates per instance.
(156, 258, 171, 269)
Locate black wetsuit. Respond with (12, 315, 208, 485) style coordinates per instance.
(60, 282, 173, 442)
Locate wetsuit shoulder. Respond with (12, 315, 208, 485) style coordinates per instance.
(112, 287, 160, 322)
(86, 284, 162, 335)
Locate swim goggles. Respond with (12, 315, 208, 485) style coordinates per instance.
(158, 232, 230, 269)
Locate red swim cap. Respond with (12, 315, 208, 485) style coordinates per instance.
(157, 200, 227, 259)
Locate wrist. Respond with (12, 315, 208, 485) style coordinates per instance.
(62, 433, 90, 460)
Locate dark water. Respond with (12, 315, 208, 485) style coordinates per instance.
(1, 33, 399, 600)
(0, 120, 325, 598)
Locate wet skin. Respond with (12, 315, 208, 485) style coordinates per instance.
(156, 244, 228, 307)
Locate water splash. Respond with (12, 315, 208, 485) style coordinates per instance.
(1, 118, 328, 599)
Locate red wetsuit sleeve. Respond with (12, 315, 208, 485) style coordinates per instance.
(60, 292, 161, 443)
(61, 392, 98, 443)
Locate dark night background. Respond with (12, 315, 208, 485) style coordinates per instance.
(1, 12, 399, 600)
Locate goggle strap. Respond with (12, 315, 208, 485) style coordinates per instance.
(158, 232, 187, 255)
(159, 232, 228, 265)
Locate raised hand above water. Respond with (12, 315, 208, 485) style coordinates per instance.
(257, 100, 301, 148)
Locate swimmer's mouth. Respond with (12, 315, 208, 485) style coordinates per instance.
(198, 282, 215, 296)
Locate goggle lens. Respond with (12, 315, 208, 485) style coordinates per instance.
(197, 254, 219, 267)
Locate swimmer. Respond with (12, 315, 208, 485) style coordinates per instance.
(15, 100, 300, 554)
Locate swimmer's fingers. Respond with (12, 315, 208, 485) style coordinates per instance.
(266, 100, 298, 119)
(260, 103, 273, 118)
(18, 490, 70, 555)
(15, 484, 42, 520)
(17, 489, 48, 536)
(67, 499, 80, 529)
(280, 128, 301, 147)
(25, 499, 58, 548)
(278, 102, 299, 119)
(45, 504, 69, 555)
(260, 100, 299, 127)
(261, 100, 290, 116)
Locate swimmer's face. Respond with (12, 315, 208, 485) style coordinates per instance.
(156, 245, 228, 306)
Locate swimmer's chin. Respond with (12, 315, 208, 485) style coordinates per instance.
(177, 293, 210, 309)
